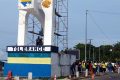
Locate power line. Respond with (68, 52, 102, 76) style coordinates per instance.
(90, 10, 120, 15)
(88, 13, 110, 41)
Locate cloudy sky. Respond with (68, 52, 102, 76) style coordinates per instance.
(0, 0, 120, 52)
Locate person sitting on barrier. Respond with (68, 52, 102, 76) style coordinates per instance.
(36, 36, 43, 46)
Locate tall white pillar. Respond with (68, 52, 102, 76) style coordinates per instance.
(17, 10, 28, 45)
(42, 0, 55, 46)
(17, 0, 55, 46)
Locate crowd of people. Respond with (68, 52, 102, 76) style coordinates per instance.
(70, 60, 120, 77)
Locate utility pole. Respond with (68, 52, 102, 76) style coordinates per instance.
(99, 47, 101, 61)
(78, 49, 80, 60)
(85, 10, 88, 61)
(88, 39, 92, 60)
(93, 48, 95, 61)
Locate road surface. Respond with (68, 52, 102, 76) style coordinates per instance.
(81, 73, 120, 80)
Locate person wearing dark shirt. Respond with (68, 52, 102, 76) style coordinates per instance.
(70, 62, 76, 76)
(36, 36, 43, 46)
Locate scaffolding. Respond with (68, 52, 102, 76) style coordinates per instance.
(26, 0, 69, 51)
(54, 0, 68, 51)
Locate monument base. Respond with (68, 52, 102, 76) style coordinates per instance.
(4, 46, 59, 78)
(4, 64, 51, 77)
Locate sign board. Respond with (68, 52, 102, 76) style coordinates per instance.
(7, 46, 58, 53)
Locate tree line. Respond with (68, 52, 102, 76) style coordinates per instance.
(73, 42, 120, 62)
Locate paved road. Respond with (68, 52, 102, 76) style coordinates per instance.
(0, 72, 120, 80)
(81, 73, 120, 80)
(57, 73, 120, 80)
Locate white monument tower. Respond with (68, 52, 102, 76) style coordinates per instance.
(17, 0, 55, 46)
(4, 0, 70, 78)
(4, 0, 60, 78)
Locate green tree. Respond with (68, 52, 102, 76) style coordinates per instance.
(74, 43, 95, 61)
(113, 42, 120, 61)
(73, 42, 120, 62)
(74, 43, 85, 60)
(99, 45, 113, 61)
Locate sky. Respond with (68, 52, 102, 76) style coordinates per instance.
(0, 0, 120, 53)
(69, 0, 120, 47)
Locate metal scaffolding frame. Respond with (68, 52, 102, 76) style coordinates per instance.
(25, 0, 68, 50)
(54, 0, 68, 51)
(27, 14, 42, 45)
